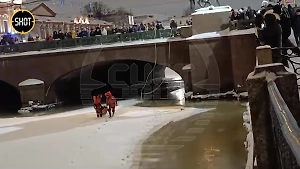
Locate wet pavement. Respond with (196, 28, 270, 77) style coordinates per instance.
(136, 101, 247, 169)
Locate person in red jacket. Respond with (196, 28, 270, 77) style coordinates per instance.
(105, 91, 118, 118)
(93, 94, 102, 117)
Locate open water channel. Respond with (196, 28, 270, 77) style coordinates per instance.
(135, 100, 247, 169)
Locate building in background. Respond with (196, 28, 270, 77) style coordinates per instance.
(0, 0, 22, 34)
(25, 2, 112, 39)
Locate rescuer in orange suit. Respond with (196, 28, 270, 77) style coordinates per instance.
(93, 94, 102, 117)
(105, 91, 118, 118)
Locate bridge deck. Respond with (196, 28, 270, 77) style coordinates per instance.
(0, 37, 185, 59)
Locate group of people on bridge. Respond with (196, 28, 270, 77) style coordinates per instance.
(256, 2, 300, 66)
(92, 91, 118, 118)
(0, 19, 181, 45)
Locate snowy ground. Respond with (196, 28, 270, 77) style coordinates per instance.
(243, 103, 255, 169)
(0, 99, 214, 169)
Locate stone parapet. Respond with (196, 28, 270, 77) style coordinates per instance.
(180, 26, 193, 38)
(247, 63, 300, 169)
(230, 33, 256, 92)
(256, 45, 273, 65)
(247, 70, 277, 169)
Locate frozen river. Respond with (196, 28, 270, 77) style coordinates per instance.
(0, 100, 247, 169)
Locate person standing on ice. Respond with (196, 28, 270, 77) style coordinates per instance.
(105, 91, 118, 118)
(93, 94, 103, 117)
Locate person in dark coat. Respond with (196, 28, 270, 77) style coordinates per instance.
(273, 5, 292, 46)
(246, 6, 256, 19)
(292, 9, 300, 46)
(260, 13, 282, 48)
(94, 27, 102, 36)
(170, 19, 177, 29)
(259, 13, 283, 64)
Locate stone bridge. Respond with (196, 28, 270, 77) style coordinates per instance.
(0, 29, 257, 106)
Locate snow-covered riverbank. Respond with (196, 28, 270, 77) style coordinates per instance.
(185, 90, 248, 101)
(0, 99, 142, 127)
(243, 103, 256, 169)
(0, 104, 213, 169)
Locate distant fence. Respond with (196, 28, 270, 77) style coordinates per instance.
(0, 29, 179, 54)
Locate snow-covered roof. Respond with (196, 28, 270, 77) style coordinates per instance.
(187, 28, 255, 40)
(192, 5, 232, 15)
(187, 31, 222, 40)
(195, 5, 232, 12)
(35, 15, 112, 25)
(24, 1, 82, 18)
(19, 79, 44, 86)
(182, 64, 191, 70)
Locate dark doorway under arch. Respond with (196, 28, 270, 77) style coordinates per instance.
(52, 60, 167, 105)
(0, 80, 22, 114)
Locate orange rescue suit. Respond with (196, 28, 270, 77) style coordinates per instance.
(93, 95, 102, 117)
(93, 95, 101, 104)
(105, 91, 117, 117)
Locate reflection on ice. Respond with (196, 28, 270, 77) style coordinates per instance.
(170, 88, 185, 101)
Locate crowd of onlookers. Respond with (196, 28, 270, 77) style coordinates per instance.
(0, 34, 18, 45)
(46, 21, 167, 40)
(0, 19, 187, 45)
(255, 1, 300, 67)
(229, 1, 300, 46)
(230, 6, 257, 21)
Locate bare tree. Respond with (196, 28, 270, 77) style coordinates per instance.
(182, 7, 193, 17)
(83, 1, 132, 25)
(83, 1, 108, 18)
(113, 7, 132, 25)
(99, 7, 132, 25)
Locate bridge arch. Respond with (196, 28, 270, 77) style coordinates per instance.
(0, 80, 21, 113)
(47, 59, 183, 104)
(0, 41, 190, 104)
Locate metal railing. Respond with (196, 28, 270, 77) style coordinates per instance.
(271, 47, 300, 88)
(268, 80, 300, 169)
(0, 29, 180, 54)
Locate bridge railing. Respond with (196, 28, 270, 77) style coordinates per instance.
(268, 80, 300, 169)
(247, 45, 300, 168)
(0, 29, 180, 54)
(271, 47, 300, 88)
(247, 63, 300, 169)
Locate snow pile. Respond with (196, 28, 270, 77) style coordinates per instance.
(17, 107, 32, 114)
(186, 31, 221, 40)
(191, 5, 232, 15)
(18, 79, 44, 86)
(243, 102, 256, 169)
(186, 90, 248, 100)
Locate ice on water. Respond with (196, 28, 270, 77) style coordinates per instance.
(0, 106, 213, 169)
